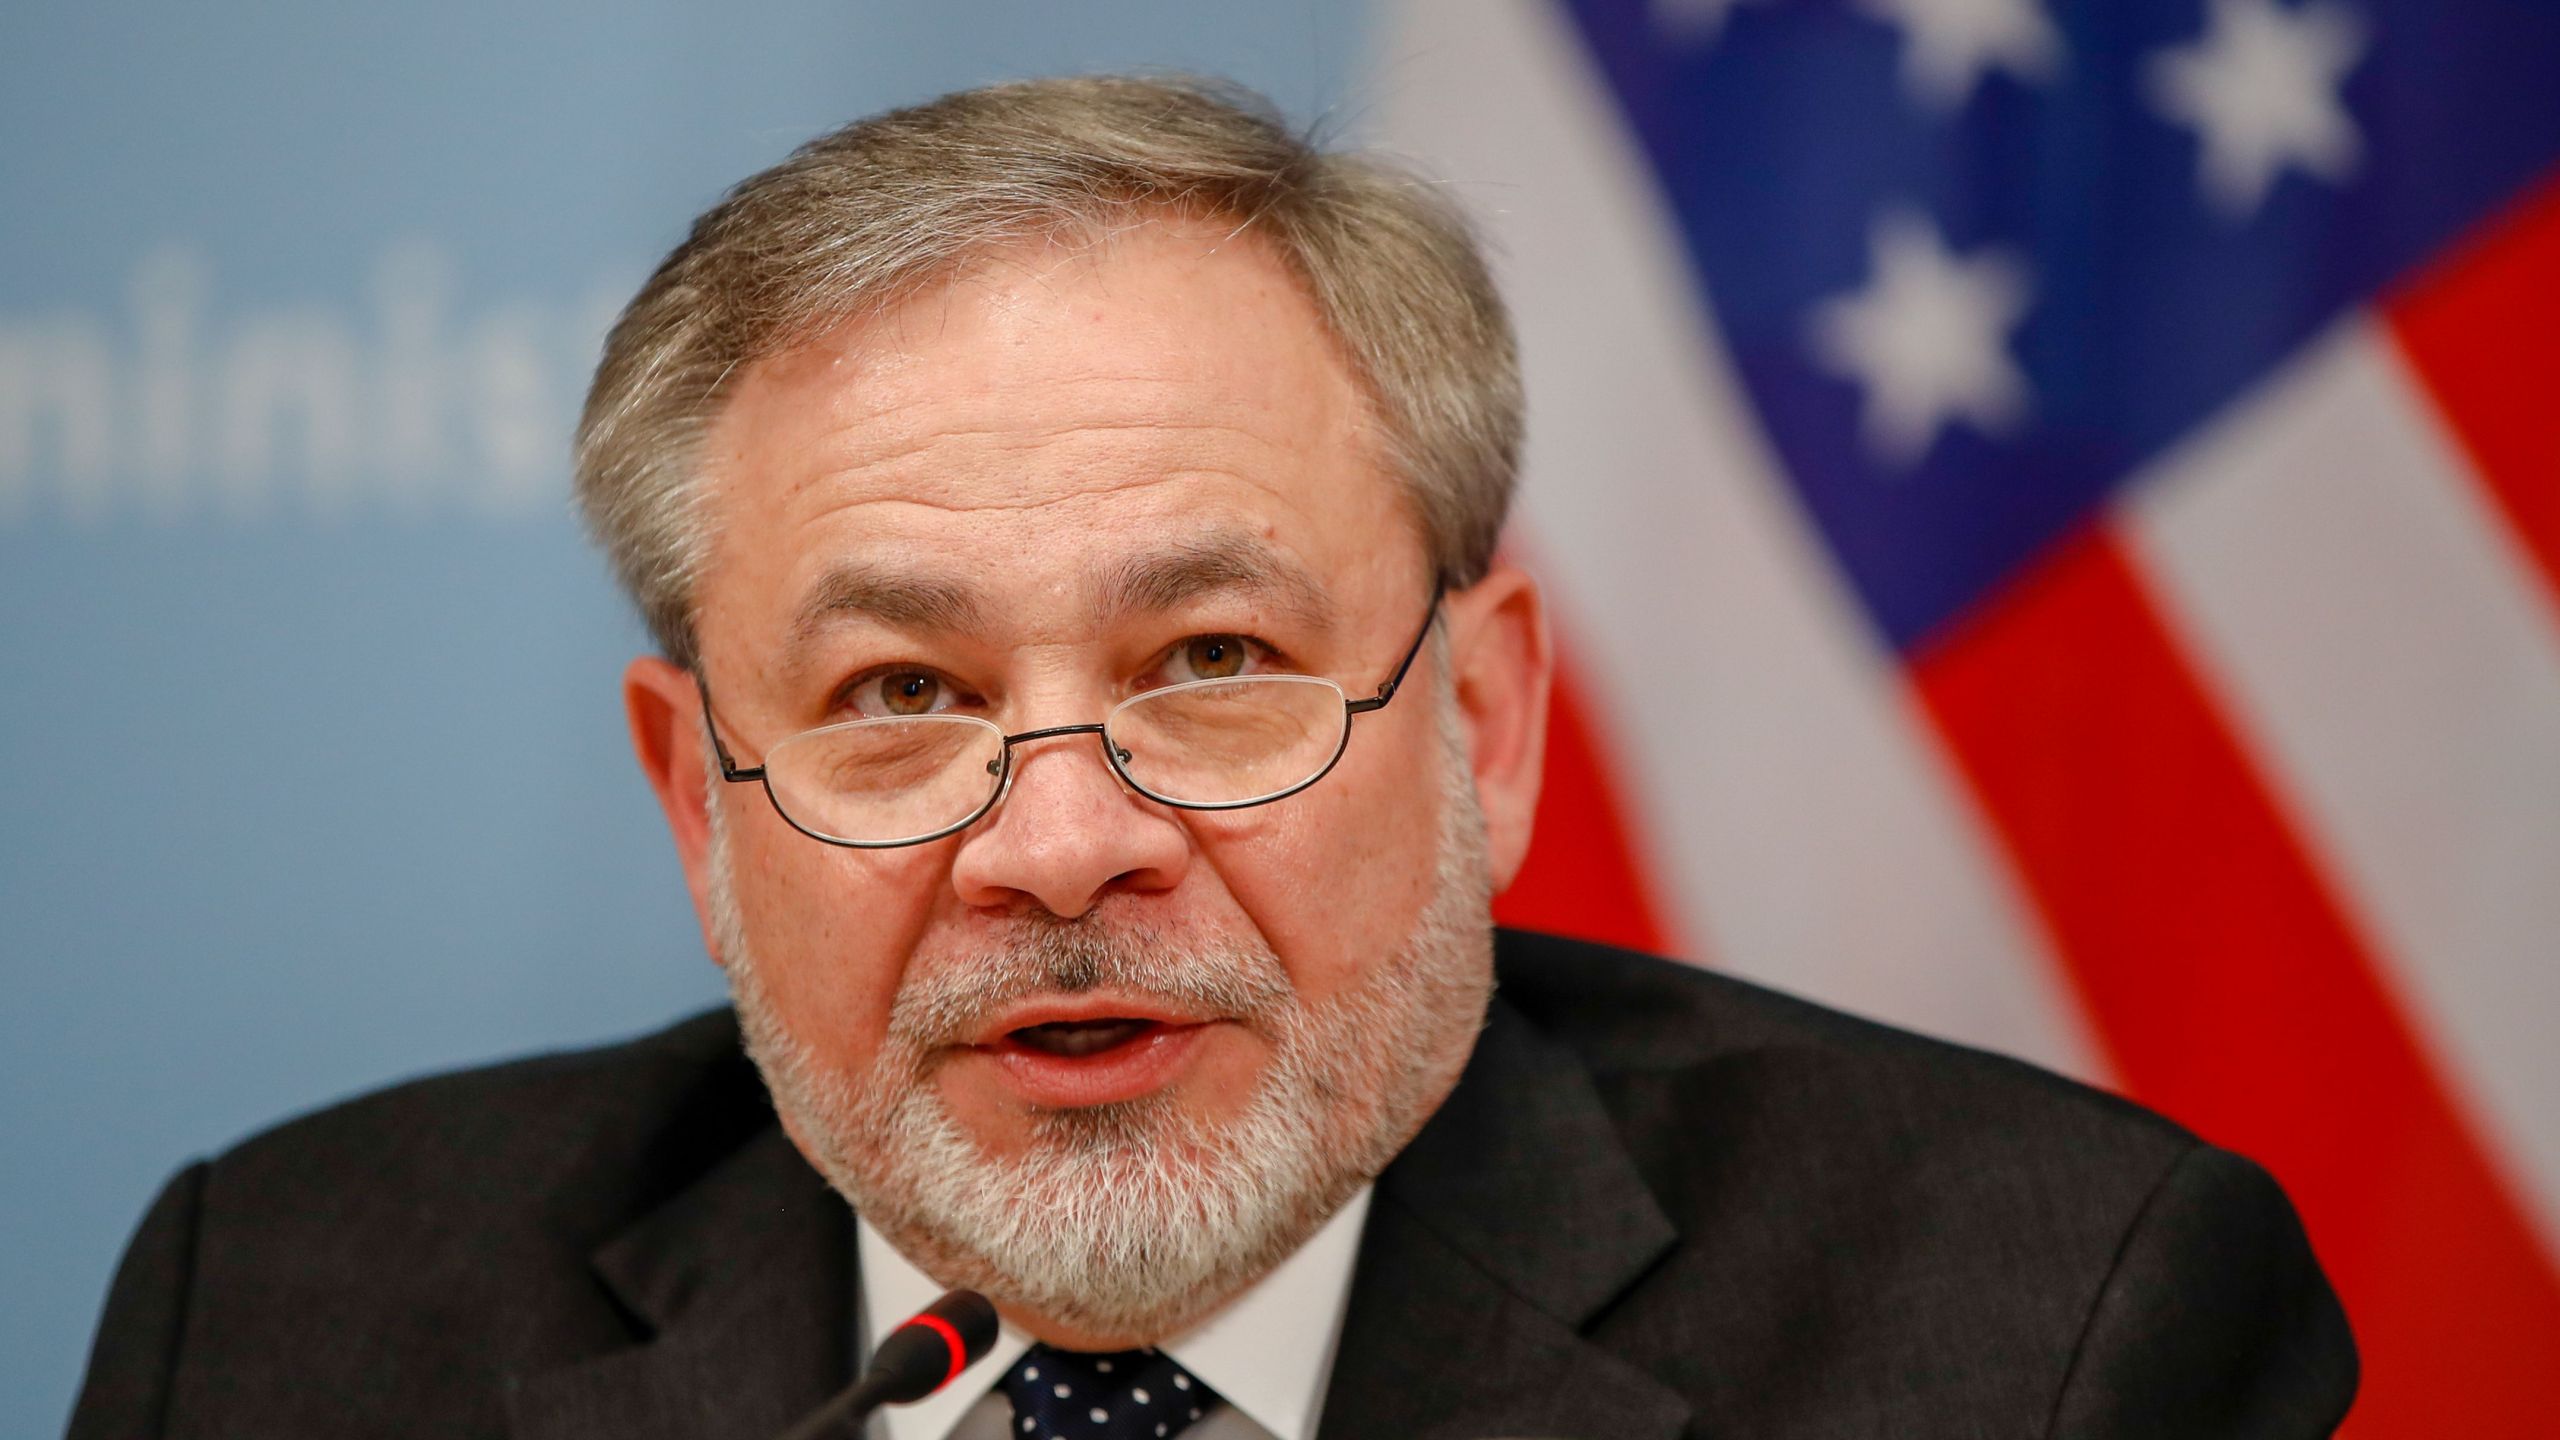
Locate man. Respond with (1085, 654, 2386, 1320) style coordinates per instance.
(71, 76, 2355, 1440)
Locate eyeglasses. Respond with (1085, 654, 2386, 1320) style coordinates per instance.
(698, 583, 1444, 848)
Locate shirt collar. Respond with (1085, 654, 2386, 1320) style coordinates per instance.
(858, 1186, 1373, 1440)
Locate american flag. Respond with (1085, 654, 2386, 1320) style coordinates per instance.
(1377, 0, 2560, 1431)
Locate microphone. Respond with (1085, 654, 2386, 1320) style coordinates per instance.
(773, 1288, 1000, 1440)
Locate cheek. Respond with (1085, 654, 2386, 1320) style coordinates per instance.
(1198, 721, 1445, 1004)
(729, 817, 949, 1067)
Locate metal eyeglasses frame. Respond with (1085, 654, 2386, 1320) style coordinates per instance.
(695, 580, 1446, 849)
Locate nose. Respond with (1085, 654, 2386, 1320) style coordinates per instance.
(947, 728, 1191, 918)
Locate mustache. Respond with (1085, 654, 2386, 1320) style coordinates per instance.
(887, 916, 1295, 1048)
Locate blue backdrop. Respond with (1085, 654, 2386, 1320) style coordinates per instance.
(0, 3, 1375, 1427)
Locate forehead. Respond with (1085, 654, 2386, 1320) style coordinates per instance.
(693, 221, 1421, 659)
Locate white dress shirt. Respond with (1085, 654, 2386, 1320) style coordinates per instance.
(857, 1186, 1373, 1440)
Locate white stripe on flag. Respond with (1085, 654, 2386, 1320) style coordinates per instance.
(2126, 318, 2560, 1243)
(1371, 0, 2103, 1079)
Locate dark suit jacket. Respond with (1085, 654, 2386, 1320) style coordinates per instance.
(71, 931, 2356, 1439)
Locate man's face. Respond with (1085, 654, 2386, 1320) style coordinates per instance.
(632, 220, 1542, 1344)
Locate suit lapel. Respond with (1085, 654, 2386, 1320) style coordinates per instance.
(1318, 999, 1692, 1440)
(509, 1123, 854, 1440)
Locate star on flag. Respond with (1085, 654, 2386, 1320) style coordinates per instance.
(1856, 0, 2065, 109)
(2148, 0, 2369, 219)
(1810, 209, 2034, 467)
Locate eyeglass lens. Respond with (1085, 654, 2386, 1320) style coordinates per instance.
(757, 675, 1353, 845)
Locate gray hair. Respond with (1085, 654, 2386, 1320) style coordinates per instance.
(574, 74, 1521, 669)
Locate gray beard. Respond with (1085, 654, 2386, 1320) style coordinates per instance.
(708, 694, 1494, 1341)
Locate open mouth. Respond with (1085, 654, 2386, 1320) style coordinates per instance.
(1005, 1018, 1163, 1059)
(969, 1000, 1217, 1107)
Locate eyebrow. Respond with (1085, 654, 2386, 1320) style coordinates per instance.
(790, 563, 988, 644)
(781, 531, 1339, 672)
(1096, 534, 1337, 633)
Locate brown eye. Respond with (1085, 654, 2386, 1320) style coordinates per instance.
(1182, 635, 1249, 680)
(873, 671, 941, 716)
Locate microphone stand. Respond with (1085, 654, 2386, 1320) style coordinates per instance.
(772, 1289, 998, 1440)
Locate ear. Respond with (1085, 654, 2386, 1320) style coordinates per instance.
(1443, 559, 1552, 892)
(624, 655, 726, 965)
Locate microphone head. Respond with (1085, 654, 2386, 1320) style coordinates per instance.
(921, 1288, 1000, 1365)
(864, 1288, 1000, 1406)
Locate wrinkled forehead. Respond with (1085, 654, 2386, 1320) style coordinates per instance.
(691, 223, 1428, 662)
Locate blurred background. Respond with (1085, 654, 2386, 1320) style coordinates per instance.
(6, 1, 2554, 1433)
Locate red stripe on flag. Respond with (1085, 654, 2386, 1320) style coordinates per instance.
(1911, 525, 2560, 1439)
(1492, 642, 1678, 957)
(2387, 168, 2560, 620)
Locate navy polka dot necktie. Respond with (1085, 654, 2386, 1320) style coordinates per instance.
(1000, 1344, 1216, 1440)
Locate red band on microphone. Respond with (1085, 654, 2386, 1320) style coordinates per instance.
(902, 1313, 968, 1389)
